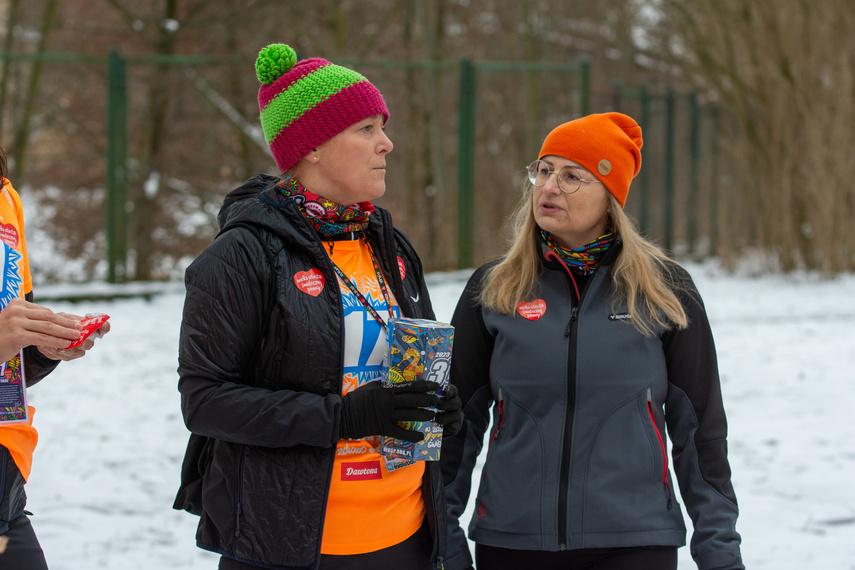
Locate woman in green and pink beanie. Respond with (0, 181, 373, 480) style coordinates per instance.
(175, 43, 459, 570)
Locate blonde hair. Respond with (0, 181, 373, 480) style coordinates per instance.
(479, 183, 688, 336)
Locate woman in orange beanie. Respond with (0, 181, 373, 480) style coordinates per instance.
(441, 113, 744, 570)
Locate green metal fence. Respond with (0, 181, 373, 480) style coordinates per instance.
(453, 58, 590, 268)
(1, 49, 720, 281)
(605, 82, 723, 258)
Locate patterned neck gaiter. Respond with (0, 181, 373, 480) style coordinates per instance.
(540, 229, 618, 276)
(275, 177, 374, 239)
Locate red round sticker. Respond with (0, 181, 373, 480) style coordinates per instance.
(516, 299, 546, 321)
(0, 222, 19, 248)
(294, 268, 325, 297)
(397, 256, 406, 280)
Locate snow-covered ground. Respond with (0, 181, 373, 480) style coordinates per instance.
(21, 263, 855, 569)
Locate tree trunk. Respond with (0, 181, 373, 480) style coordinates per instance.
(0, 0, 21, 139)
(131, 0, 179, 280)
(11, 0, 58, 183)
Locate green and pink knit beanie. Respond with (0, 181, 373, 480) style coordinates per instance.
(256, 43, 390, 173)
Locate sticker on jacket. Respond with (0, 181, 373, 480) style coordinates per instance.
(294, 268, 325, 297)
(0, 222, 19, 248)
(516, 299, 546, 321)
(397, 256, 406, 280)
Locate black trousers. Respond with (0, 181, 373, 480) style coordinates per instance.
(0, 446, 49, 570)
(0, 514, 49, 570)
(475, 543, 678, 570)
(218, 519, 432, 570)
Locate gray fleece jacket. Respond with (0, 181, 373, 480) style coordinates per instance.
(440, 242, 743, 570)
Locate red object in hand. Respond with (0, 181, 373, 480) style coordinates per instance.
(67, 314, 110, 349)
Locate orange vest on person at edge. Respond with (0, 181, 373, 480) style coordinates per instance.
(0, 177, 39, 482)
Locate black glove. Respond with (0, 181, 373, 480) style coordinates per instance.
(340, 380, 439, 442)
(435, 383, 464, 437)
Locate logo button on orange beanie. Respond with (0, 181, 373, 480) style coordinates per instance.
(538, 112, 643, 207)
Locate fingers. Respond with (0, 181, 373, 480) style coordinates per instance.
(36, 345, 87, 362)
(393, 392, 439, 409)
(94, 320, 111, 338)
(434, 408, 455, 423)
(435, 384, 459, 410)
(70, 313, 111, 339)
(32, 309, 83, 339)
(1, 301, 109, 363)
(54, 311, 84, 321)
(48, 312, 110, 353)
(29, 307, 81, 341)
(391, 380, 440, 394)
(387, 424, 426, 443)
(390, 407, 436, 424)
(435, 409, 461, 426)
(0, 299, 82, 348)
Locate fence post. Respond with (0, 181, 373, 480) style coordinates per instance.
(579, 58, 591, 116)
(457, 58, 476, 269)
(688, 91, 700, 255)
(664, 87, 676, 253)
(611, 79, 623, 112)
(710, 103, 720, 256)
(106, 48, 128, 283)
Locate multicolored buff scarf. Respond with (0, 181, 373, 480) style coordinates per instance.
(541, 229, 617, 276)
(275, 177, 374, 239)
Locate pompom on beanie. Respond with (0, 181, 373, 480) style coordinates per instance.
(256, 43, 390, 174)
(538, 112, 643, 207)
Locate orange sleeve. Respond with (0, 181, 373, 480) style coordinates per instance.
(2, 178, 32, 296)
(0, 407, 38, 481)
(0, 178, 38, 480)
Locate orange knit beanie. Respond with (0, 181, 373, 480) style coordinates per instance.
(538, 112, 643, 207)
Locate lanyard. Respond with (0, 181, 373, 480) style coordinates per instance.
(331, 238, 395, 329)
(2, 179, 14, 209)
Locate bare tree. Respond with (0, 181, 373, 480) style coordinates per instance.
(652, 0, 855, 273)
(6, 0, 58, 183)
(0, 0, 21, 138)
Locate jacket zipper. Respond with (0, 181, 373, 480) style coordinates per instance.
(564, 306, 578, 337)
(546, 242, 623, 549)
(647, 388, 673, 509)
(430, 463, 446, 570)
(546, 251, 580, 550)
(234, 444, 245, 537)
(297, 209, 345, 568)
(377, 210, 444, 569)
(557, 307, 577, 549)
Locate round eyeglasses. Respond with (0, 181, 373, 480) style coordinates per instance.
(526, 160, 596, 194)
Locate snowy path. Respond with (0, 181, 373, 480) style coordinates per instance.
(21, 265, 855, 569)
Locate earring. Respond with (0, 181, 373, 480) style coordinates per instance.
(313, 155, 319, 161)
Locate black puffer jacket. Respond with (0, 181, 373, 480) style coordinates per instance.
(174, 174, 447, 569)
